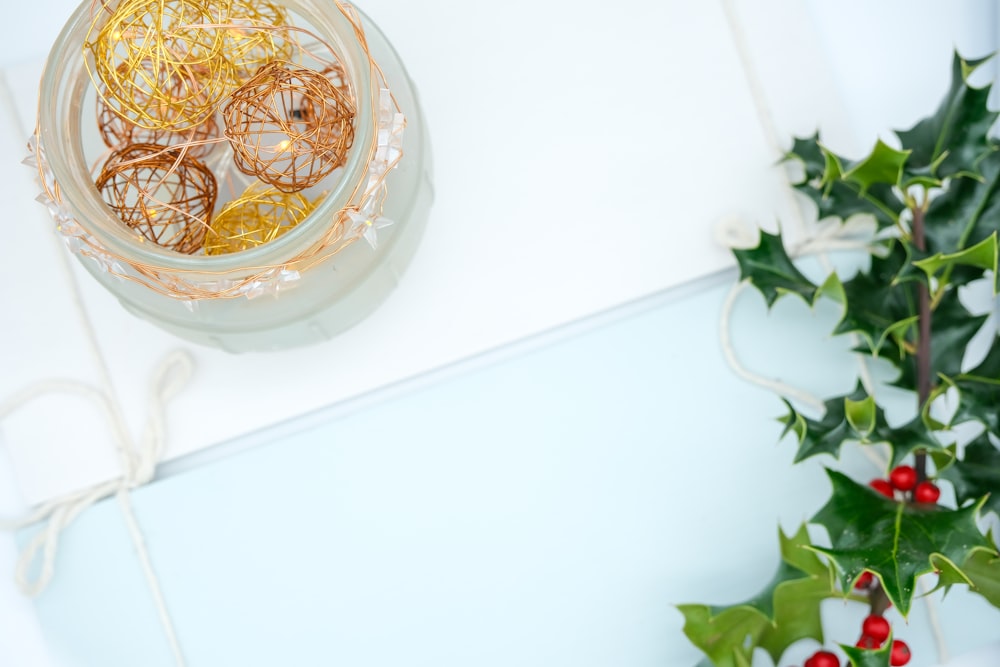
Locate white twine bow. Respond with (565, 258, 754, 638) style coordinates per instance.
(0, 350, 193, 596)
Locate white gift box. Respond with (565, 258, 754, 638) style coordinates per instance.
(1, 0, 998, 665)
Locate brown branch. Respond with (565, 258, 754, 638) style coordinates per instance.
(911, 205, 932, 484)
(869, 580, 892, 617)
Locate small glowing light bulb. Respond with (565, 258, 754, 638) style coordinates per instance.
(276, 139, 291, 152)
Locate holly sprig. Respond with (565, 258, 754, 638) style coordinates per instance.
(681, 52, 1000, 667)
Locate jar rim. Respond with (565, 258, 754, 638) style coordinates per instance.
(37, 0, 376, 273)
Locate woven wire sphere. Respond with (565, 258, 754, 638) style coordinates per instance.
(95, 143, 218, 254)
(222, 61, 356, 193)
(204, 181, 318, 255)
(96, 61, 220, 159)
(222, 0, 296, 84)
(87, 0, 234, 131)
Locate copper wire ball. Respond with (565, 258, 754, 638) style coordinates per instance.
(222, 61, 356, 193)
(95, 144, 217, 254)
(88, 0, 234, 131)
(204, 182, 318, 255)
(97, 61, 220, 159)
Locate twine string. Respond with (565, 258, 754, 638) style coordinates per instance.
(0, 351, 192, 597)
(0, 351, 192, 666)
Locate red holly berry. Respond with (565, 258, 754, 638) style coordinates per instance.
(861, 614, 891, 643)
(869, 479, 895, 498)
(890, 639, 911, 665)
(856, 635, 879, 649)
(854, 571, 874, 589)
(914, 481, 941, 504)
(889, 465, 917, 492)
(807, 650, 840, 667)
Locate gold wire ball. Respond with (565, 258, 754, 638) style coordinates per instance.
(223, 61, 356, 193)
(88, 0, 234, 131)
(203, 182, 318, 255)
(95, 144, 218, 254)
(96, 61, 220, 158)
(223, 0, 296, 84)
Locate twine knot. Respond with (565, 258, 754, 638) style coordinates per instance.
(0, 350, 193, 596)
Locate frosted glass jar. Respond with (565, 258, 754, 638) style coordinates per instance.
(33, 0, 432, 352)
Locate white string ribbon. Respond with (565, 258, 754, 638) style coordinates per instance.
(0, 350, 192, 665)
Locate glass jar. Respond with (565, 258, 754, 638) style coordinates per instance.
(32, 0, 432, 352)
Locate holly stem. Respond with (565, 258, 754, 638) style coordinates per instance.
(869, 579, 892, 617)
(911, 205, 931, 483)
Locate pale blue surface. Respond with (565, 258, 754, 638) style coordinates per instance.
(28, 276, 1000, 666)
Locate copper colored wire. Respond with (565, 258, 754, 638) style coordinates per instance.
(223, 61, 355, 193)
(95, 143, 217, 254)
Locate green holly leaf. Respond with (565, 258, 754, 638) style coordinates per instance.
(677, 605, 758, 667)
(841, 638, 893, 667)
(832, 242, 918, 358)
(896, 51, 998, 179)
(786, 134, 904, 229)
(757, 525, 835, 663)
(678, 525, 835, 666)
(785, 132, 826, 180)
(845, 395, 877, 437)
(811, 469, 992, 615)
(937, 433, 1000, 517)
(924, 151, 1000, 275)
(733, 230, 818, 307)
(843, 140, 910, 194)
(913, 233, 998, 292)
(872, 415, 942, 470)
(780, 384, 869, 462)
(961, 547, 1000, 609)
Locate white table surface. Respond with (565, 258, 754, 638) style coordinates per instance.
(2, 1, 999, 665)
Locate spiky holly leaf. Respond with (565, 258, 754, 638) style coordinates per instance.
(780, 384, 870, 462)
(841, 639, 892, 667)
(678, 525, 835, 667)
(889, 288, 988, 389)
(924, 151, 1000, 282)
(678, 606, 758, 667)
(811, 469, 991, 615)
(914, 233, 998, 292)
(842, 139, 910, 194)
(871, 415, 943, 470)
(786, 132, 826, 180)
(845, 395, 877, 437)
(961, 547, 1000, 609)
(786, 135, 904, 229)
(780, 385, 934, 466)
(832, 241, 918, 358)
(937, 433, 1000, 517)
(733, 230, 818, 307)
(757, 525, 835, 663)
(896, 52, 998, 179)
